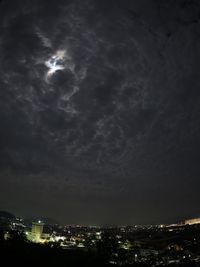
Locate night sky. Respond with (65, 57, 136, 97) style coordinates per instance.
(0, 0, 200, 225)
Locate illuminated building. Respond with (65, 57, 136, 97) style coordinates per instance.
(31, 221, 44, 242)
(4, 232, 10, 240)
(184, 218, 200, 225)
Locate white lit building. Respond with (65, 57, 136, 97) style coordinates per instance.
(184, 218, 200, 225)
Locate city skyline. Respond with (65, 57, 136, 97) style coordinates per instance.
(2, 209, 200, 266)
(1, 210, 200, 228)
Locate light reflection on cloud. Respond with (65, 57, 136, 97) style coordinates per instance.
(45, 50, 66, 81)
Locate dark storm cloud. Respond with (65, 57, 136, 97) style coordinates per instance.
(0, 0, 200, 224)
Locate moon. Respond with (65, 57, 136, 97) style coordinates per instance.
(45, 50, 66, 81)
